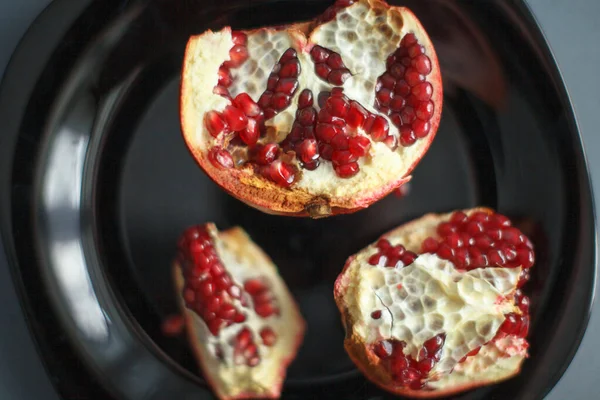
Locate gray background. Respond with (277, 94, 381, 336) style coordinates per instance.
(0, 0, 598, 399)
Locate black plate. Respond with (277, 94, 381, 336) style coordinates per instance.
(0, 0, 596, 399)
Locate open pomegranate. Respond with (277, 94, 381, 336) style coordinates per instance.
(173, 223, 305, 400)
(334, 208, 534, 397)
(180, 0, 442, 217)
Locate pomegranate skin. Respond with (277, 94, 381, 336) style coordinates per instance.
(173, 225, 306, 400)
(334, 208, 530, 398)
(180, 0, 443, 218)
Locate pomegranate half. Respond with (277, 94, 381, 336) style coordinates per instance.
(173, 223, 305, 400)
(180, 0, 442, 218)
(334, 208, 533, 397)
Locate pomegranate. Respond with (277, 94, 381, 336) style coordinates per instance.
(334, 208, 533, 397)
(180, 0, 442, 218)
(173, 223, 305, 400)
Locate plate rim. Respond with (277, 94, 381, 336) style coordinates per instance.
(0, 0, 596, 399)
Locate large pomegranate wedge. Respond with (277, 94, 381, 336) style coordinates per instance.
(180, 0, 442, 218)
(334, 208, 533, 397)
(173, 224, 305, 400)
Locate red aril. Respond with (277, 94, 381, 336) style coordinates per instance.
(173, 224, 305, 400)
(180, 0, 442, 218)
(334, 208, 533, 397)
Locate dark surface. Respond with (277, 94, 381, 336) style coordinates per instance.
(0, 0, 597, 399)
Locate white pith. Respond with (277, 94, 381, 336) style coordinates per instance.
(183, 0, 436, 199)
(429, 336, 528, 390)
(174, 225, 303, 399)
(338, 209, 528, 391)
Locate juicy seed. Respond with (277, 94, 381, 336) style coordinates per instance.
(265, 160, 295, 187)
(334, 162, 360, 178)
(298, 89, 314, 108)
(311, 45, 330, 63)
(276, 78, 299, 94)
(218, 67, 232, 87)
(328, 96, 349, 117)
(223, 105, 248, 131)
(239, 118, 259, 146)
(298, 107, 317, 126)
(371, 310, 382, 319)
(349, 136, 371, 157)
(228, 45, 249, 68)
(315, 63, 332, 80)
(280, 59, 301, 78)
(231, 31, 247, 46)
(250, 143, 279, 165)
(208, 147, 234, 169)
(327, 52, 344, 69)
(260, 327, 278, 346)
(234, 93, 261, 117)
(244, 279, 266, 295)
(331, 150, 357, 166)
(328, 68, 352, 85)
(400, 126, 417, 147)
(347, 101, 368, 128)
(373, 340, 393, 358)
(272, 93, 290, 110)
(369, 116, 390, 141)
(205, 111, 229, 138)
(297, 138, 320, 164)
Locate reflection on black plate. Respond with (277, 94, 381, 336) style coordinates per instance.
(0, 0, 595, 399)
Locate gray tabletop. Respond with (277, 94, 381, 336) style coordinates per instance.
(1, 1, 598, 399)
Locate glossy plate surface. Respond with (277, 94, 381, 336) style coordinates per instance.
(0, 0, 596, 399)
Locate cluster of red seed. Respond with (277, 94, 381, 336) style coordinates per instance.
(497, 289, 530, 339)
(215, 31, 249, 99)
(178, 226, 247, 336)
(373, 334, 446, 390)
(280, 89, 320, 170)
(205, 92, 264, 146)
(375, 33, 435, 147)
(244, 278, 280, 318)
(258, 49, 301, 120)
(310, 45, 352, 85)
(317, 89, 396, 177)
(368, 238, 418, 268)
(233, 328, 260, 367)
(206, 30, 431, 186)
(280, 87, 393, 179)
(231, 326, 278, 368)
(421, 211, 535, 274)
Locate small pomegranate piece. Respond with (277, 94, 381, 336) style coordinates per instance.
(335, 207, 533, 397)
(181, 0, 442, 217)
(173, 223, 305, 400)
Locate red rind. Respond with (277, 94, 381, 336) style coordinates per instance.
(180, 1, 442, 218)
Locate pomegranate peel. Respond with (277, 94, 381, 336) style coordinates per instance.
(180, 0, 442, 218)
(334, 208, 533, 397)
(173, 224, 305, 400)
